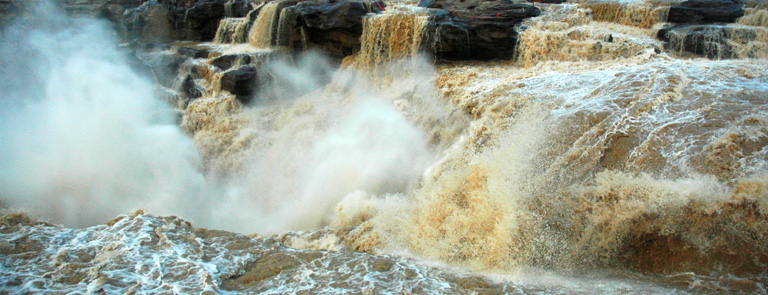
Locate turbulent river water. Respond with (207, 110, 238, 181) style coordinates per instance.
(1, 0, 768, 294)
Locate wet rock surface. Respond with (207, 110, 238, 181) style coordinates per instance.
(211, 52, 264, 70)
(133, 48, 187, 87)
(667, 0, 745, 24)
(281, 0, 385, 59)
(657, 23, 763, 59)
(419, 0, 541, 60)
(220, 65, 260, 100)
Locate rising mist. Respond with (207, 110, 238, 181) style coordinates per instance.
(0, 1, 439, 234)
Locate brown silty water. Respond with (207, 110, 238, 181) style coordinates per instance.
(53, 0, 768, 292)
(248, 1, 281, 48)
(1, 0, 767, 292)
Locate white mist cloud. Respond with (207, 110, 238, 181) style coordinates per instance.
(213, 88, 434, 233)
(201, 52, 438, 233)
(283, 98, 431, 230)
(0, 2, 209, 226)
(0, 2, 439, 234)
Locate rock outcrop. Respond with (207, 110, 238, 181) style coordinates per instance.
(667, 0, 745, 24)
(419, 0, 541, 60)
(220, 65, 260, 99)
(280, 0, 385, 59)
(657, 0, 755, 59)
(121, 0, 247, 42)
(657, 24, 761, 59)
(105, 0, 255, 42)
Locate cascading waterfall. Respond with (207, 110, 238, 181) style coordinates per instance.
(739, 7, 768, 27)
(349, 5, 430, 67)
(515, 4, 661, 67)
(214, 17, 250, 44)
(578, 0, 673, 29)
(248, 1, 281, 48)
(387, 58, 768, 274)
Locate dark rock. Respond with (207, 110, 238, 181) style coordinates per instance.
(122, 3, 171, 42)
(176, 46, 210, 59)
(210, 50, 280, 70)
(224, 0, 253, 17)
(657, 24, 758, 59)
(220, 65, 259, 101)
(134, 50, 187, 87)
(0, 0, 17, 28)
(222, 250, 324, 290)
(63, 0, 143, 17)
(455, 276, 491, 289)
(140, 4, 173, 42)
(211, 54, 252, 70)
(180, 74, 204, 99)
(281, 0, 385, 59)
(119, 0, 245, 42)
(182, 0, 228, 41)
(667, 0, 744, 24)
(419, 0, 541, 60)
(372, 258, 394, 272)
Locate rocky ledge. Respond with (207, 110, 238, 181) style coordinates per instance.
(420, 0, 542, 60)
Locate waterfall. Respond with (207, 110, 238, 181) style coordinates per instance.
(350, 6, 429, 67)
(214, 17, 249, 44)
(248, 1, 282, 48)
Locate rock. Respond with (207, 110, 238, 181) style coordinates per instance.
(180, 74, 204, 99)
(211, 49, 283, 70)
(455, 276, 491, 289)
(119, 0, 250, 42)
(657, 24, 758, 59)
(134, 49, 187, 87)
(140, 4, 173, 42)
(222, 250, 323, 289)
(182, 0, 229, 41)
(176, 46, 210, 59)
(211, 54, 252, 70)
(281, 0, 385, 59)
(220, 65, 259, 101)
(0, 0, 14, 27)
(224, 0, 253, 17)
(122, 3, 172, 42)
(419, 0, 541, 60)
(101, 3, 128, 23)
(667, 0, 744, 24)
(372, 258, 394, 272)
(210, 55, 240, 71)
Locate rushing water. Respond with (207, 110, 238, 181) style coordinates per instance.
(2, 0, 768, 293)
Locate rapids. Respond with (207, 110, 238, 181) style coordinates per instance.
(2, 0, 768, 293)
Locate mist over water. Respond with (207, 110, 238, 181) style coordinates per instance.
(185, 55, 445, 233)
(0, 2, 437, 234)
(0, 3, 214, 226)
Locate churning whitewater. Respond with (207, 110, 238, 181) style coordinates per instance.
(1, 0, 768, 293)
